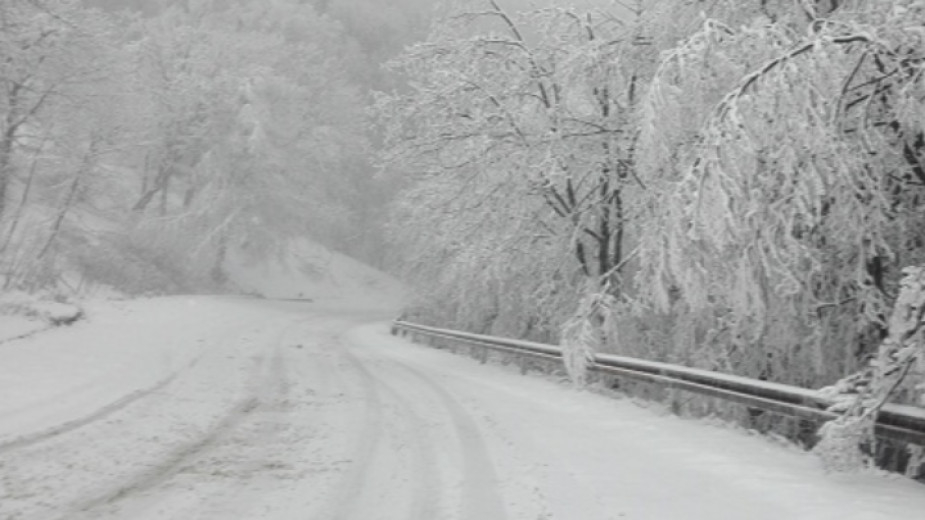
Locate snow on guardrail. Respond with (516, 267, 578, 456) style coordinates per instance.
(391, 320, 925, 446)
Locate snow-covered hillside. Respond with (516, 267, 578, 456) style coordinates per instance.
(224, 238, 405, 307)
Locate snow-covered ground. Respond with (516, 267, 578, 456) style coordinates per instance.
(2, 295, 924, 519)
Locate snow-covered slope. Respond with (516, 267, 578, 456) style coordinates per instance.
(224, 238, 405, 308)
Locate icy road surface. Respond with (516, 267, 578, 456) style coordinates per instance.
(2, 297, 925, 520)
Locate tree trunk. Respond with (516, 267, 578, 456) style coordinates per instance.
(0, 134, 46, 255)
(211, 231, 228, 284)
(37, 141, 96, 259)
(133, 164, 172, 212)
(0, 130, 14, 221)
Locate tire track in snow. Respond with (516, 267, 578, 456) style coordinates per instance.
(0, 324, 54, 347)
(89, 343, 300, 520)
(68, 316, 332, 520)
(380, 377, 444, 520)
(0, 307, 307, 457)
(59, 348, 275, 519)
(0, 321, 280, 520)
(61, 317, 360, 520)
(325, 345, 398, 520)
(385, 361, 508, 520)
(321, 335, 444, 520)
(26, 343, 272, 520)
(0, 355, 203, 455)
(336, 335, 506, 520)
(66, 395, 263, 518)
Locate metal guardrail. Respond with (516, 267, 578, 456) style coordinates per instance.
(391, 320, 925, 446)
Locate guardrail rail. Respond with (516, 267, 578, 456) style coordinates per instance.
(391, 320, 925, 447)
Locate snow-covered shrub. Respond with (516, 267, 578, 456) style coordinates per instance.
(561, 285, 618, 387)
(561, 314, 596, 387)
(0, 291, 84, 328)
(816, 266, 925, 471)
(32, 300, 84, 326)
(814, 417, 873, 472)
(906, 445, 925, 479)
(69, 227, 223, 295)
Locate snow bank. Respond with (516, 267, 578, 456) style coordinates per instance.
(0, 291, 84, 343)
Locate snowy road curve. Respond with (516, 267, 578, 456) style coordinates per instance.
(2, 298, 925, 519)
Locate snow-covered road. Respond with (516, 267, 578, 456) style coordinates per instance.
(2, 297, 924, 520)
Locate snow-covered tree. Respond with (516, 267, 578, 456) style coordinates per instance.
(637, 0, 925, 384)
(378, 0, 655, 340)
(0, 0, 127, 288)
(107, 0, 372, 284)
